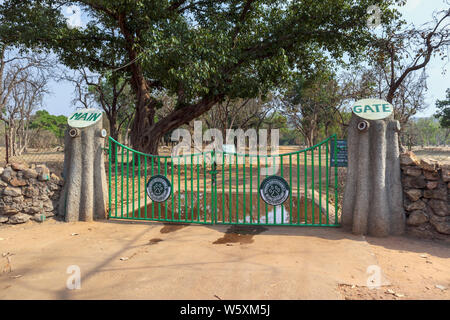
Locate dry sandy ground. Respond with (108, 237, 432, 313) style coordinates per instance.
(0, 219, 449, 300)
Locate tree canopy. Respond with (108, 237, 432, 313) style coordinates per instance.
(0, 0, 401, 153)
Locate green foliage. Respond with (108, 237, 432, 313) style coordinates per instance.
(29, 110, 67, 139)
(0, 0, 400, 106)
(435, 88, 450, 129)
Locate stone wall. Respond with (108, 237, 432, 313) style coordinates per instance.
(400, 152, 449, 241)
(0, 163, 62, 224)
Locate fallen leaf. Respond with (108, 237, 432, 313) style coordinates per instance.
(10, 275, 22, 279)
(120, 257, 129, 261)
(71, 233, 79, 236)
(435, 285, 447, 291)
(395, 293, 405, 298)
(420, 254, 428, 258)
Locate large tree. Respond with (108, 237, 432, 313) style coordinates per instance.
(0, 0, 399, 154)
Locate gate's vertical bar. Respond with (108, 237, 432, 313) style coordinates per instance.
(164, 157, 168, 220)
(229, 154, 232, 223)
(222, 152, 225, 224)
(158, 159, 161, 219)
(265, 156, 269, 224)
(108, 138, 112, 217)
(289, 154, 292, 225)
(184, 159, 187, 221)
(203, 154, 207, 223)
(213, 150, 218, 224)
(114, 142, 118, 218)
(151, 158, 154, 218)
(138, 154, 141, 219)
(319, 144, 322, 225)
(178, 157, 181, 220)
(304, 150, 307, 224)
(121, 146, 124, 218)
(280, 155, 284, 224)
(334, 135, 338, 225)
(126, 149, 129, 218)
(249, 156, 253, 224)
(311, 148, 314, 224)
(297, 152, 300, 225)
(144, 157, 148, 220)
(257, 156, 260, 224)
(326, 139, 329, 225)
(132, 151, 135, 218)
(190, 154, 194, 222)
(197, 155, 200, 222)
(243, 154, 246, 224)
(235, 153, 238, 223)
(171, 158, 174, 221)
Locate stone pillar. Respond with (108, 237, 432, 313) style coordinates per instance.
(342, 107, 405, 237)
(58, 112, 108, 222)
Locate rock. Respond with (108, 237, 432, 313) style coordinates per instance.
(44, 210, 55, 218)
(7, 213, 30, 224)
(0, 215, 9, 223)
(23, 168, 38, 179)
(426, 181, 438, 190)
(0, 167, 3, 175)
(405, 189, 422, 202)
(405, 200, 426, 211)
(0, 206, 18, 215)
(43, 201, 54, 212)
(423, 187, 447, 201)
(428, 199, 448, 217)
(0, 180, 7, 187)
(11, 162, 28, 171)
(12, 196, 24, 204)
(48, 182, 60, 191)
(406, 210, 428, 226)
(403, 167, 422, 177)
(402, 176, 427, 189)
(2, 187, 22, 197)
(1, 167, 14, 182)
(400, 152, 420, 166)
(36, 165, 50, 181)
(419, 158, 438, 172)
(423, 170, 440, 181)
(448, 182, 450, 189)
(32, 213, 46, 222)
(429, 215, 450, 235)
(23, 186, 39, 198)
(50, 173, 60, 183)
(443, 168, 450, 182)
(9, 177, 27, 187)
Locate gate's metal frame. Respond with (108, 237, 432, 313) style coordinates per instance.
(107, 135, 340, 226)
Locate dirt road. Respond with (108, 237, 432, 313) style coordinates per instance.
(0, 219, 449, 299)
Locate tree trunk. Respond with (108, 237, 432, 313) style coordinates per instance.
(342, 114, 405, 236)
(58, 120, 108, 222)
(130, 96, 221, 155)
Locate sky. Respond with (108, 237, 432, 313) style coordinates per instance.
(42, 0, 450, 118)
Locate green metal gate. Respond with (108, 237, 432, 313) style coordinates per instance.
(107, 135, 339, 226)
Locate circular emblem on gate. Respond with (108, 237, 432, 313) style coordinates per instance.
(146, 175, 171, 202)
(259, 176, 290, 206)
